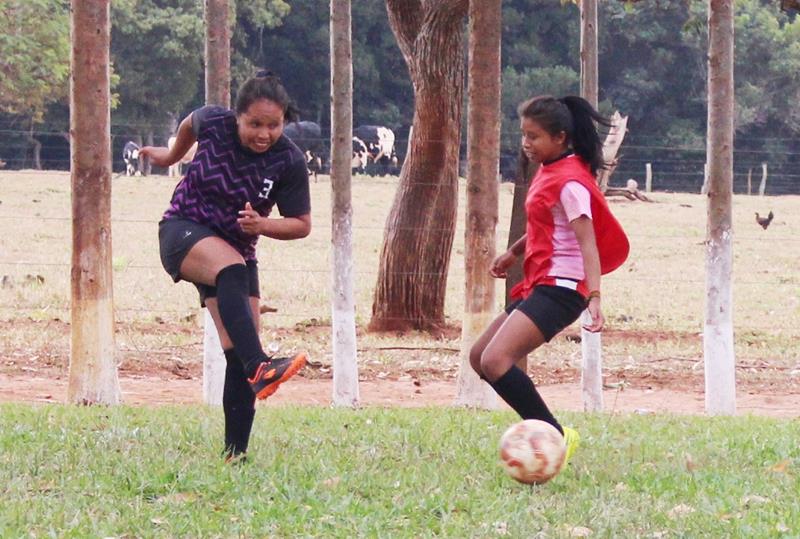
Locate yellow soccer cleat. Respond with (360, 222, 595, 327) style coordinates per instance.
(561, 427, 581, 468)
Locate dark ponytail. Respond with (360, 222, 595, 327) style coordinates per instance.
(235, 69, 300, 123)
(517, 95, 611, 175)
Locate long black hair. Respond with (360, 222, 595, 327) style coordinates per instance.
(235, 69, 300, 123)
(517, 95, 611, 175)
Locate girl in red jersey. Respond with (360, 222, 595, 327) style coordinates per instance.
(470, 96, 629, 464)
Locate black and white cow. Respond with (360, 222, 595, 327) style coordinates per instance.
(353, 125, 398, 176)
(123, 141, 141, 176)
(283, 121, 324, 180)
(351, 136, 369, 174)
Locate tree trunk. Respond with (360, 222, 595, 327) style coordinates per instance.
(506, 149, 536, 372)
(202, 0, 232, 406)
(579, 0, 599, 109)
(205, 0, 231, 108)
(68, 0, 120, 405)
(330, 0, 359, 407)
(580, 0, 603, 412)
(27, 122, 42, 170)
(370, 0, 468, 332)
(704, 0, 736, 415)
(455, 0, 501, 407)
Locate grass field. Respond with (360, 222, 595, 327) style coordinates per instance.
(1, 404, 798, 537)
(0, 170, 798, 390)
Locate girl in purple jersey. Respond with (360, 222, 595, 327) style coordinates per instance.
(140, 71, 311, 463)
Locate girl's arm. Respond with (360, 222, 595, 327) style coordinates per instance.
(237, 202, 311, 240)
(139, 115, 197, 167)
(509, 234, 527, 256)
(571, 215, 604, 331)
(489, 234, 527, 278)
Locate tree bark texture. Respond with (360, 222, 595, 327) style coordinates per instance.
(370, 0, 469, 331)
(205, 0, 231, 108)
(704, 0, 736, 415)
(580, 0, 599, 108)
(68, 0, 120, 405)
(330, 0, 360, 406)
(455, 0, 501, 407)
(506, 149, 537, 372)
(580, 0, 602, 412)
(202, 0, 231, 405)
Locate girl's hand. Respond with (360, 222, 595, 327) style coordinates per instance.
(582, 297, 605, 332)
(237, 202, 265, 235)
(138, 146, 172, 167)
(489, 250, 517, 278)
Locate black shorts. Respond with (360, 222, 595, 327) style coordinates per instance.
(504, 283, 587, 342)
(158, 218, 260, 307)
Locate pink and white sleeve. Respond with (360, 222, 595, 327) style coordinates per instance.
(560, 181, 592, 222)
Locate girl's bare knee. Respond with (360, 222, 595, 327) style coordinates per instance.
(469, 346, 483, 375)
(480, 351, 508, 382)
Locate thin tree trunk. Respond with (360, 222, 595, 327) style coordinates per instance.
(68, 0, 120, 405)
(370, 0, 469, 332)
(455, 0, 501, 407)
(579, 0, 599, 109)
(205, 0, 231, 108)
(203, 0, 231, 405)
(704, 0, 736, 415)
(27, 122, 42, 170)
(580, 0, 603, 412)
(507, 149, 536, 372)
(143, 132, 152, 176)
(330, 0, 359, 407)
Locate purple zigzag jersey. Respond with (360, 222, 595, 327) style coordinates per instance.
(163, 107, 310, 260)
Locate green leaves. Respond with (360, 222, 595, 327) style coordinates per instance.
(0, 0, 70, 121)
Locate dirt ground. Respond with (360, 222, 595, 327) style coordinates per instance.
(2, 374, 799, 418)
(1, 320, 798, 417)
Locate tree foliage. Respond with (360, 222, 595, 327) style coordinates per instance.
(0, 0, 70, 121)
(1, 0, 798, 177)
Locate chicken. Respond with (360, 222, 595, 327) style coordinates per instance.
(755, 211, 774, 230)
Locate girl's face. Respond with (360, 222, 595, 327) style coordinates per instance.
(520, 117, 568, 164)
(237, 99, 284, 153)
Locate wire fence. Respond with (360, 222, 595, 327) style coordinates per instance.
(2, 126, 798, 193)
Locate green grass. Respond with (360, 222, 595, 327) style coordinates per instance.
(1, 405, 798, 538)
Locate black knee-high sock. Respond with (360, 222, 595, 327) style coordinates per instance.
(215, 264, 267, 376)
(223, 349, 256, 456)
(489, 365, 563, 434)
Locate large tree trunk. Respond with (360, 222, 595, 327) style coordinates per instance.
(68, 0, 120, 405)
(330, 0, 359, 406)
(704, 0, 736, 415)
(455, 0, 501, 407)
(370, 0, 468, 332)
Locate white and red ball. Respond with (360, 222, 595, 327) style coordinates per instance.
(499, 419, 566, 484)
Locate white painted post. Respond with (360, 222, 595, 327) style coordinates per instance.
(704, 0, 736, 415)
(579, 0, 603, 412)
(701, 162, 709, 194)
(68, 0, 121, 405)
(202, 309, 225, 405)
(645, 163, 652, 193)
(580, 310, 603, 411)
(758, 162, 767, 196)
(746, 168, 752, 195)
(201, 0, 230, 404)
(330, 0, 359, 407)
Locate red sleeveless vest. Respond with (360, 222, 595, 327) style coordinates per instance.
(510, 155, 629, 300)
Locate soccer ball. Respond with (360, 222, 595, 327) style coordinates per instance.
(499, 419, 566, 484)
